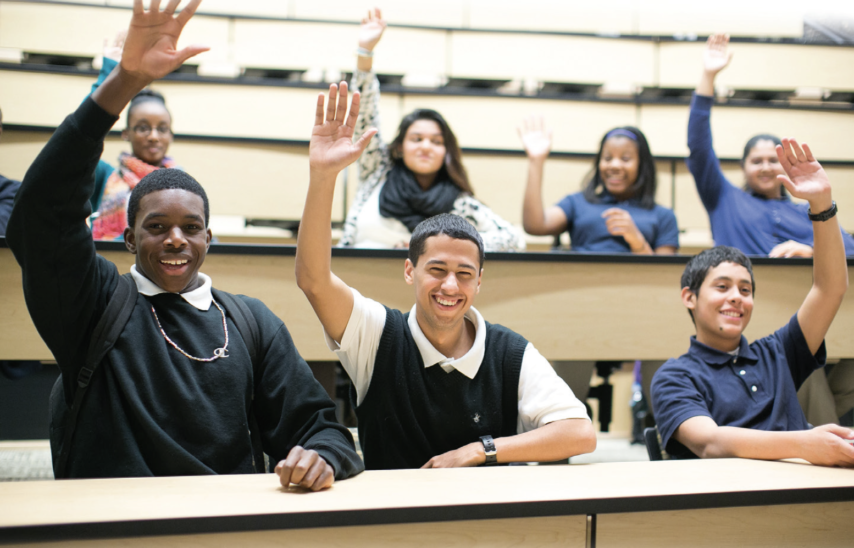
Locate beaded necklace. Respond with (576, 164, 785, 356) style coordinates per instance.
(150, 298, 229, 361)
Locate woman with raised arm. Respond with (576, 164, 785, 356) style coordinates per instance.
(520, 116, 678, 254)
(688, 33, 854, 258)
(340, 8, 524, 251)
(89, 32, 183, 240)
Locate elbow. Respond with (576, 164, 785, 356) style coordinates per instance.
(579, 423, 598, 455)
(294, 262, 316, 295)
(521, 218, 551, 236)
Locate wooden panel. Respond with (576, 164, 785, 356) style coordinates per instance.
(598, 502, 854, 548)
(637, 1, 803, 37)
(639, 103, 854, 161)
(659, 42, 854, 92)
(468, 0, 636, 34)
(5, 247, 854, 361)
(13, 516, 587, 548)
(0, 2, 229, 64)
(449, 32, 656, 86)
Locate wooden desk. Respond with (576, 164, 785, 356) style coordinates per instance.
(0, 459, 852, 547)
(3, 239, 854, 361)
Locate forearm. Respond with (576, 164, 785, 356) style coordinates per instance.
(495, 419, 596, 464)
(295, 170, 338, 293)
(697, 70, 716, 97)
(810, 197, 848, 298)
(522, 158, 551, 234)
(90, 66, 151, 117)
(357, 53, 373, 72)
(692, 426, 808, 461)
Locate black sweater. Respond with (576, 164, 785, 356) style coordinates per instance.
(6, 98, 364, 479)
(0, 174, 21, 235)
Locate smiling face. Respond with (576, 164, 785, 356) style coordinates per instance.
(400, 119, 446, 188)
(598, 136, 640, 201)
(404, 234, 482, 336)
(124, 189, 211, 294)
(123, 101, 173, 167)
(743, 140, 785, 198)
(683, 261, 754, 351)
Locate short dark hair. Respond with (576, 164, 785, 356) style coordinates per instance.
(582, 126, 658, 209)
(127, 169, 209, 229)
(127, 88, 169, 127)
(408, 213, 484, 269)
(681, 246, 755, 322)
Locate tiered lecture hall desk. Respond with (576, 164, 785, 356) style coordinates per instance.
(0, 459, 853, 547)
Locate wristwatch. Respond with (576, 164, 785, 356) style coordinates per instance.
(480, 435, 498, 465)
(809, 201, 837, 222)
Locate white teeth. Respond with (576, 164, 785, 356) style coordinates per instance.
(721, 311, 741, 317)
(161, 259, 188, 266)
(436, 297, 457, 306)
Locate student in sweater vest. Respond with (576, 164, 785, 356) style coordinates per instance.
(296, 82, 596, 470)
(6, 0, 362, 490)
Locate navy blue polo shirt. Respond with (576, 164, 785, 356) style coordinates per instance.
(651, 314, 825, 458)
(555, 192, 679, 252)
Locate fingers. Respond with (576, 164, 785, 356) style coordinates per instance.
(354, 127, 378, 152)
(150, 0, 161, 13)
(787, 138, 807, 163)
(775, 144, 793, 173)
(314, 93, 325, 126)
(335, 81, 349, 125)
(776, 174, 796, 195)
(802, 142, 816, 163)
(421, 458, 434, 469)
(176, 0, 204, 26)
(174, 44, 210, 66)
(346, 90, 361, 128)
(601, 208, 625, 219)
(820, 424, 854, 440)
(276, 447, 334, 491)
(133, 0, 143, 15)
(325, 83, 338, 125)
(163, 0, 181, 14)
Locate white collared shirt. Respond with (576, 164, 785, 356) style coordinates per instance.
(130, 265, 213, 311)
(324, 288, 590, 434)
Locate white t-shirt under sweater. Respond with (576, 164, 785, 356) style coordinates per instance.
(325, 288, 590, 434)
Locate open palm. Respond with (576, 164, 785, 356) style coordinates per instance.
(310, 82, 376, 175)
(776, 138, 831, 202)
(122, 0, 208, 81)
(518, 116, 552, 160)
(358, 8, 387, 51)
(703, 33, 733, 74)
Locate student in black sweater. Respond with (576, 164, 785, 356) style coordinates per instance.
(296, 83, 596, 470)
(6, 0, 362, 490)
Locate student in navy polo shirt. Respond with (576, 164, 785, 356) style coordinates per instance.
(296, 82, 596, 470)
(652, 138, 854, 465)
(518, 116, 678, 254)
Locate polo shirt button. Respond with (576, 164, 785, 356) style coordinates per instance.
(740, 370, 746, 376)
(751, 385, 758, 392)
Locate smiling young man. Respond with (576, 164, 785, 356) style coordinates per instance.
(651, 138, 854, 466)
(296, 82, 595, 470)
(6, 0, 362, 489)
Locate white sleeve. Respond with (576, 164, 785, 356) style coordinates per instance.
(322, 287, 387, 406)
(516, 343, 591, 434)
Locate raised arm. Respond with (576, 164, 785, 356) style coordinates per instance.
(352, 8, 388, 177)
(774, 139, 849, 354)
(518, 116, 568, 235)
(295, 83, 377, 342)
(687, 34, 734, 211)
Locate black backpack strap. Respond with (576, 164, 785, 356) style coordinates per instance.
(211, 288, 268, 471)
(55, 272, 138, 478)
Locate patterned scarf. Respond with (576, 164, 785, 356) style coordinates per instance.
(91, 152, 179, 240)
(378, 164, 461, 232)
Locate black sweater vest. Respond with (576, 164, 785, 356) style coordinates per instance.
(355, 307, 528, 470)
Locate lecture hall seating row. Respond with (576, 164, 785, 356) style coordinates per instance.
(2, 1, 854, 91)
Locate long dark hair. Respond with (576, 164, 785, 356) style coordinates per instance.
(389, 109, 474, 195)
(582, 126, 657, 209)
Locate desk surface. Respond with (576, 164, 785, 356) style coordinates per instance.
(3, 239, 854, 361)
(0, 459, 852, 543)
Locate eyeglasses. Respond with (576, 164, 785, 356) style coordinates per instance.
(131, 124, 172, 137)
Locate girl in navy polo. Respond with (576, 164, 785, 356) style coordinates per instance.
(689, 33, 854, 258)
(519, 117, 678, 254)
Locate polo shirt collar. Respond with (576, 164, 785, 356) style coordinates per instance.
(130, 265, 213, 311)
(406, 305, 486, 379)
(687, 335, 759, 365)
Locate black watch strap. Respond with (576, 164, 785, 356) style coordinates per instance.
(480, 435, 497, 465)
(809, 200, 837, 222)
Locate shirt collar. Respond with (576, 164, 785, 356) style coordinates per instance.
(687, 335, 758, 365)
(406, 305, 486, 379)
(130, 265, 213, 311)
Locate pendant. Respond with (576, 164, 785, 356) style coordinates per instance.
(213, 347, 229, 359)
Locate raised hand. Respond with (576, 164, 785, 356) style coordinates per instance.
(776, 138, 833, 211)
(359, 7, 387, 52)
(121, 0, 209, 83)
(103, 30, 127, 62)
(518, 116, 553, 162)
(703, 33, 733, 75)
(310, 82, 377, 176)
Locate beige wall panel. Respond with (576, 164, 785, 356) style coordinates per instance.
(598, 502, 853, 548)
(294, 0, 467, 29)
(0, 71, 97, 128)
(400, 95, 637, 152)
(637, 0, 803, 37)
(0, 132, 51, 182)
(233, 19, 446, 76)
(449, 32, 656, 85)
(468, 0, 636, 34)
(0, 3, 229, 64)
(654, 160, 675, 209)
(826, 166, 854, 231)
(639, 103, 854, 161)
(659, 42, 854, 91)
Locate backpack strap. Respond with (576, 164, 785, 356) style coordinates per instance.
(55, 272, 138, 478)
(211, 288, 268, 471)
